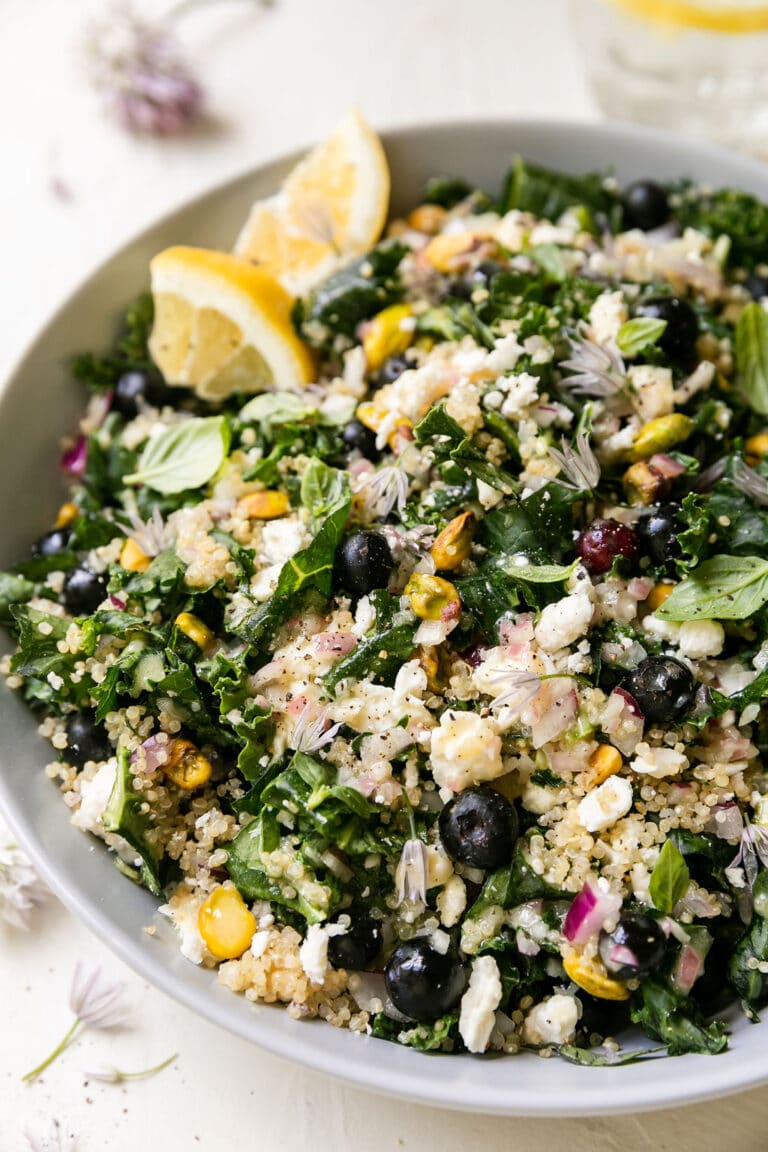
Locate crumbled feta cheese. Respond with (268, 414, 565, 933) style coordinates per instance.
(299, 924, 330, 984)
(523, 335, 555, 364)
(71, 761, 116, 832)
(642, 613, 681, 644)
(250, 929, 272, 958)
(425, 843, 454, 888)
(522, 994, 579, 1047)
(459, 956, 502, 1053)
(476, 479, 504, 510)
(437, 874, 467, 927)
(430, 711, 504, 791)
(261, 519, 309, 567)
(351, 595, 376, 637)
(250, 563, 282, 602)
(159, 890, 207, 966)
(630, 742, 689, 779)
(576, 775, 633, 832)
(589, 290, 627, 345)
(534, 591, 593, 652)
(500, 372, 540, 419)
(628, 364, 674, 421)
(678, 619, 725, 659)
(486, 334, 523, 374)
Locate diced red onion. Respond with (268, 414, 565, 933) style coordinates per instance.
(667, 782, 693, 805)
(674, 889, 719, 919)
(130, 734, 170, 773)
(706, 800, 744, 842)
(499, 614, 535, 646)
(109, 594, 127, 611)
(648, 453, 686, 480)
(615, 686, 643, 717)
(563, 880, 622, 946)
(659, 916, 691, 945)
(627, 577, 653, 599)
(530, 686, 578, 750)
(61, 435, 87, 476)
(672, 944, 705, 995)
(349, 458, 374, 478)
(515, 930, 541, 957)
(609, 944, 639, 969)
(312, 631, 357, 656)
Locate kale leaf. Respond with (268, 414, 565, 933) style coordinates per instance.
(728, 910, 768, 1007)
(370, 1011, 460, 1052)
(500, 156, 622, 233)
(323, 620, 417, 694)
(673, 182, 768, 270)
(294, 240, 409, 343)
(102, 744, 163, 895)
(630, 978, 728, 1055)
(72, 294, 157, 392)
(414, 403, 514, 492)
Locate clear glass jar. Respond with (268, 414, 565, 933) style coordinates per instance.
(572, 0, 768, 155)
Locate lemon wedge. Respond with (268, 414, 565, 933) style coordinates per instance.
(233, 110, 390, 293)
(607, 0, 768, 34)
(148, 246, 315, 400)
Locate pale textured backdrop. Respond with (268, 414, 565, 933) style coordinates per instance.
(2, 0, 768, 1147)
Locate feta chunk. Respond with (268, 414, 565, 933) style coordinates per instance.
(71, 761, 116, 832)
(588, 290, 627, 345)
(500, 372, 540, 419)
(437, 874, 467, 927)
(577, 775, 633, 832)
(459, 956, 502, 1053)
(534, 591, 593, 652)
(630, 742, 688, 780)
(430, 711, 504, 791)
(299, 924, 330, 985)
(261, 518, 309, 566)
(522, 994, 579, 1047)
(628, 364, 674, 422)
(678, 619, 725, 659)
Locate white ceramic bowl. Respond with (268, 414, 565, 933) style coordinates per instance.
(3, 120, 768, 1116)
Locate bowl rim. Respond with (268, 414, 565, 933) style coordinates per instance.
(4, 115, 768, 1117)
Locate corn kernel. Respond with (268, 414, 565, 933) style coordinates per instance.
(588, 744, 623, 786)
(746, 433, 768, 464)
(163, 739, 212, 791)
(563, 953, 630, 1001)
(238, 490, 290, 520)
(198, 884, 256, 960)
(55, 501, 78, 529)
(120, 537, 150, 572)
(430, 512, 476, 571)
(405, 573, 460, 621)
(647, 582, 675, 612)
(423, 233, 477, 273)
(630, 414, 694, 461)
(362, 304, 415, 372)
(175, 612, 214, 649)
(407, 204, 448, 235)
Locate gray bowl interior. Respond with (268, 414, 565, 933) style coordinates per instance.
(2, 120, 768, 1116)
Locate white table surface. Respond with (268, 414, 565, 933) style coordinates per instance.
(3, 1, 768, 1147)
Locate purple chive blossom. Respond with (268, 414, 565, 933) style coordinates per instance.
(550, 430, 601, 491)
(289, 703, 341, 754)
(489, 669, 542, 715)
(22, 963, 131, 1084)
(84, 3, 204, 136)
(560, 327, 626, 398)
(395, 839, 428, 908)
(24, 1119, 78, 1152)
(731, 458, 768, 507)
(0, 833, 47, 930)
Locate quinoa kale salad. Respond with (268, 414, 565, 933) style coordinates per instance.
(9, 116, 768, 1066)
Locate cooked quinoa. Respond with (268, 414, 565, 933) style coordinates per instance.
(8, 152, 768, 1062)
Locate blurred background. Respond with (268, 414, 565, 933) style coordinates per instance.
(4, 1, 768, 1148)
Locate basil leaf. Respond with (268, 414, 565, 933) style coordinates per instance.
(736, 301, 768, 416)
(616, 317, 667, 358)
(649, 839, 690, 915)
(529, 244, 567, 283)
(655, 554, 768, 621)
(239, 392, 318, 430)
(124, 416, 230, 494)
(503, 558, 579, 584)
(301, 458, 349, 531)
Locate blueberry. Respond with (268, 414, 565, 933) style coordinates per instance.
(599, 912, 666, 979)
(623, 656, 695, 723)
(575, 518, 639, 575)
(334, 532, 394, 598)
(439, 786, 518, 870)
(114, 370, 170, 418)
(622, 180, 670, 232)
(65, 710, 112, 767)
(32, 527, 72, 557)
(375, 355, 410, 387)
(448, 260, 505, 301)
(578, 992, 632, 1040)
(635, 296, 699, 362)
(384, 940, 466, 1021)
(327, 913, 381, 971)
(62, 566, 108, 615)
(636, 504, 682, 568)
(745, 272, 768, 301)
(341, 419, 380, 460)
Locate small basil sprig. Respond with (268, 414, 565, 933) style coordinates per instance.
(239, 391, 318, 431)
(615, 317, 667, 358)
(503, 558, 579, 584)
(736, 301, 768, 416)
(649, 839, 690, 915)
(124, 415, 230, 495)
(656, 554, 768, 621)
